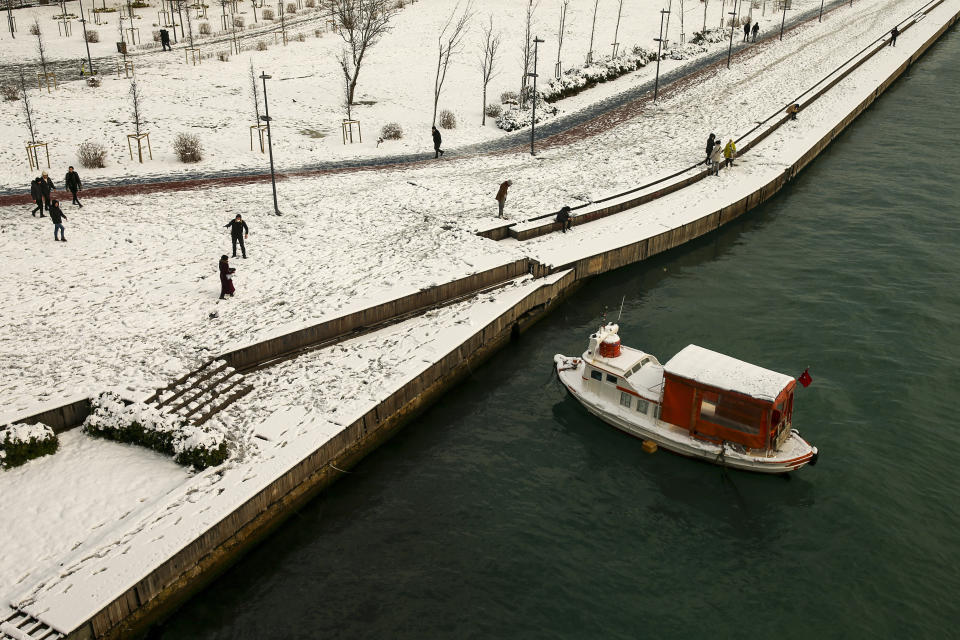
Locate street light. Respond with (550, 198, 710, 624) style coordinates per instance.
(727, 0, 738, 69)
(654, 8, 670, 101)
(259, 72, 282, 216)
(78, 0, 94, 75)
(528, 36, 544, 156)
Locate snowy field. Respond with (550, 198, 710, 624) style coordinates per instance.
(0, 0, 831, 188)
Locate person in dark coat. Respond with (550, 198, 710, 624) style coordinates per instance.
(160, 28, 171, 51)
(495, 180, 512, 218)
(224, 214, 249, 259)
(30, 177, 44, 217)
(64, 166, 82, 207)
(49, 199, 66, 241)
(705, 133, 716, 165)
(432, 126, 444, 158)
(219, 255, 236, 299)
(39, 171, 55, 211)
(751, 22, 759, 42)
(743, 20, 751, 42)
(556, 206, 572, 233)
(890, 26, 899, 46)
(786, 103, 800, 120)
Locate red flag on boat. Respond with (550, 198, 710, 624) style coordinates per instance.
(798, 368, 813, 388)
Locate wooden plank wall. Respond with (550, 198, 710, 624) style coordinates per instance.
(2, 398, 92, 435)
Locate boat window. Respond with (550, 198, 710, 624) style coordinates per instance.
(619, 392, 631, 408)
(636, 398, 650, 414)
(590, 369, 603, 381)
(700, 397, 761, 435)
(606, 374, 618, 384)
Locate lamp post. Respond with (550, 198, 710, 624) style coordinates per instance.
(259, 72, 282, 216)
(726, 0, 737, 68)
(78, 0, 94, 74)
(529, 36, 544, 156)
(654, 8, 669, 101)
(780, 0, 788, 40)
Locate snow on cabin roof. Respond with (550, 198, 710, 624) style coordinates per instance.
(663, 345, 794, 402)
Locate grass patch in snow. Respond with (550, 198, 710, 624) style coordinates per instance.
(299, 128, 327, 139)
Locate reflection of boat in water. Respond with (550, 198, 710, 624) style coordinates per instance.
(554, 323, 818, 474)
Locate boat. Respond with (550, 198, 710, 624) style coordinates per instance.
(554, 323, 818, 473)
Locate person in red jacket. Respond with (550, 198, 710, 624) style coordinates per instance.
(495, 180, 512, 218)
(219, 255, 236, 300)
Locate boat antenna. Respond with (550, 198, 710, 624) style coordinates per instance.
(616, 296, 625, 322)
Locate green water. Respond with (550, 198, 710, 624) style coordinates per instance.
(158, 28, 960, 639)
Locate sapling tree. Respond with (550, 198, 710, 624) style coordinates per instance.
(555, 0, 569, 78)
(184, 0, 195, 47)
(478, 15, 501, 125)
(337, 48, 353, 121)
(250, 0, 258, 22)
(19, 68, 36, 144)
(432, 0, 474, 125)
(6, 0, 15, 39)
(586, 0, 599, 63)
(129, 76, 149, 161)
(33, 18, 49, 76)
(331, 0, 400, 106)
(611, 0, 623, 57)
(249, 59, 261, 123)
(519, 0, 539, 104)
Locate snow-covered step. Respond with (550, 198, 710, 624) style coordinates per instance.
(0, 610, 63, 640)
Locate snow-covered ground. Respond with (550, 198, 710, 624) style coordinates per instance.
(0, 0, 830, 188)
(0, 0, 954, 631)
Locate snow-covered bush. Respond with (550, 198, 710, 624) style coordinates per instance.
(1, 422, 58, 469)
(539, 46, 659, 103)
(500, 90, 518, 105)
(261, 8, 274, 20)
(296, 32, 305, 42)
(314, 28, 322, 37)
(131, 0, 149, 7)
(199, 22, 211, 35)
(495, 102, 559, 132)
(78, 141, 107, 168)
(86, 75, 102, 88)
(689, 28, 728, 46)
(173, 133, 203, 163)
(286, 2, 296, 13)
(438, 109, 456, 129)
(485, 103, 502, 118)
(234, 16, 244, 28)
(29, 22, 40, 35)
(85, 29, 99, 43)
(256, 40, 269, 50)
(1, 84, 18, 101)
(380, 122, 403, 140)
(217, 50, 230, 61)
(83, 392, 227, 470)
(305, 0, 315, 7)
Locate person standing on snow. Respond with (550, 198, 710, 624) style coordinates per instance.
(556, 206, 572, 233)
(723, 139, 737, 168)
(705, 133, 716, 165)
(743, 20, 751, 42)
(65, 166, 83, 208)
(752, 22, 760, 42)
(160, 28, 171, 51)
(30, 177, 44, 217)
(890, 26, 899, 46)
(495, 180, 512, 218)
(219, 255, 236, 299)
(709, 140, 725, 176)
(39, 171, 55, 211)
(224, 213, 249, 259)
(432, 126, 444, 158)
(49, 199, 66, 242)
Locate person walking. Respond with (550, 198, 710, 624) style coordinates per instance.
(743, 20, 751, 42)
(890, 26, 899, 46)
(160, 28, 171, 51)
(219, 255, 236, 299)
(30, 177, 44, 217)
(709, 139, 724, 176)
(432, 126, 444, 158)
(752, 22, 759, 42)
(556, 205, 572, 233)
(64, 166, 83, 207)
(705, 133, 716, 165)
(495, 180, 512, 218)
(49, 199, 66, 242)
(224, 214, 249, 259)
(39, 171, 55, 211)
(723, 139, 737, 168)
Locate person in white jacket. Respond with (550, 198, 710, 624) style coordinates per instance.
(709, 140, 725, 176)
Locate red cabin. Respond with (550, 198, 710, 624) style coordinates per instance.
(660, 345, 796, 452)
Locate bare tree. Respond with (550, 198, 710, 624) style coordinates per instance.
(18, 68, 36, 144)
(703, 0, 709, 33)
(130, 77, 145, 136)
(332, 0, 400, 106)
(337, 48, 354, 121)
(519, 0, 539, 105)
(33, 18, 49, 76)
(478, 15, 501, 125)
(184, 0, 195, 48)
(432, 0, 474, 125)
(250, 0, 258, 23)
(679, 0, 685, 43)
(611, 0, 623, 57)
(555, 0, 569, 78)
(586, 0, 599, 63)
(249, 59, 261, 123)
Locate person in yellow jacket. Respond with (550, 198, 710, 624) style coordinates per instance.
(723, 139, 737, 168)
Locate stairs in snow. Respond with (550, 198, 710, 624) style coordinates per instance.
(0, 610, 63, 640)
(144, 359, 253, 426)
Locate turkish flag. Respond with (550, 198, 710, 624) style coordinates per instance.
(798, 368, 813, 388)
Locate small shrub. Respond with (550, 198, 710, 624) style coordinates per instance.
(261, 7, 274, 19)
(256, 39, 268, 50)
(29, 22, 40, 35)
(484, 103, 502, 118)
(173, 133, 203, 162)
(438, 109, 456, 129)
(305, 0, 315, 7)
(0, 423, 58, 469)
(152, 29, 161, 41)
(394, 0, 406, 8)
(85, 29, 100, 43)
(285, 2, 296, 13)
(199, 21, 211, 34)
(500, 90, 518, 105)
(380, 122, 403, 140)
(296, 32, 305, 42)
(217, 50, 229, 61)
(85, 75, 102, 88)
(314, 28, 322, 37)
(38, 0, 50, 5)
(131, 0, 150, 7)
(78, 141, 108, 168)
(1, 84, 18, 101)
(233, 15, 244, 27)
